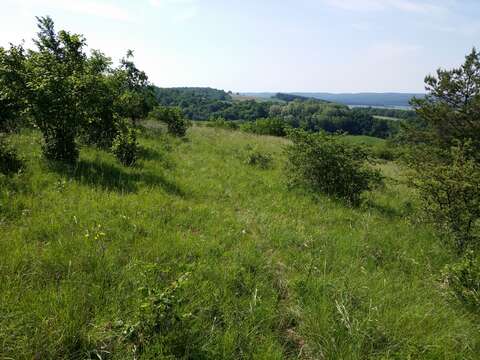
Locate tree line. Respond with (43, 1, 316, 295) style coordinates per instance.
(155, 88, 402, 138)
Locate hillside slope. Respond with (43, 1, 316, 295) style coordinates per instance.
(1, 126, 478, 359)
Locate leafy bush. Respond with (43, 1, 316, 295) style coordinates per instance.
(112, 122, 139, 166)
(443, 252, 480, 312)
(245, 147, 273, 169)
(372, 143, 398, 161)
(0, 44, 28, 134)
(115, 263, 192, 357)
(150, 106, 189, 137)
(25, 17, 89, 164)
(285, 130, 383, 205)
(205, 117, 239, 130)
(241, 117, 288, 137)
(407, 141, 480, 252)
(0, 138, 23, 174)
(79, 51, 120, 149)
(41, 130, 79, 164)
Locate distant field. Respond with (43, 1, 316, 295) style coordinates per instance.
(373, 115, 402, 121)
(1, 127, 478, 359)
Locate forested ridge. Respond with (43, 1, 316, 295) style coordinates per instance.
(155, 87, 406, 138)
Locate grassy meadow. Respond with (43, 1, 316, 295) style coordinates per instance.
(0, 125, 479, 359)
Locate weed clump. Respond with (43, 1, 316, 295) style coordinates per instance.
(443, 251, 480, 312)
(245, 146, 273, 169)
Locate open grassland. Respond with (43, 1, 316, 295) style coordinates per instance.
(1, 126, 478, 359)
(373, 115, 402, 122)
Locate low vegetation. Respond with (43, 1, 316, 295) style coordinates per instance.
(1, 126, 479, 359)
(285, 130, 383, 205)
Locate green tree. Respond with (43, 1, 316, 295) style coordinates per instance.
(407, 141, 480, 252)
(114, 51, 155, 124)
(80, 50, 119, 148)
(0, 43, 27, 174)
(26, 16, 89, 163)
(411, 48, 480, 155)
(0, 44, 28, 133)
(406, 49, 480, 253)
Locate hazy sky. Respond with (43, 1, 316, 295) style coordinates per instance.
(1, 0, 479, 92)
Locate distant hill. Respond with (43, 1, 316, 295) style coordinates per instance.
(272, 93, 329, 103)
(155, 87, 232, 102)
(154, 87, 272, 121)
(242, 92, 425, 108)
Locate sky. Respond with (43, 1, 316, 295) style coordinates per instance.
(1, 0, 479, 93)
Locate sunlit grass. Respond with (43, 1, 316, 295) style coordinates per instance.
(0, 127, 478, 359)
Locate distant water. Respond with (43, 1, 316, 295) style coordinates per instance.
(348, 105, 413, 110)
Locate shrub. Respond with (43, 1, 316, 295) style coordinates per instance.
(285, 130, 383, 205)
(241, 118, 288, 137)
(0, 44, 28, 134)
(150, 106, 188, 137)
(41, 130, 79, 164)
(443, 252, 480, 312)
(112, 122, 139, 166)
(81, 115, 118, 149)
(26, 17, 88, 164)
(245, 147, 273, 169)
(372, 143, 397, 161)
(407, 141, 480, 252)
(0, 138, 23, 174)
(205, 117, 239, 130)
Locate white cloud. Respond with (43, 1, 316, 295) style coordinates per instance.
(323, 0, 447, 14)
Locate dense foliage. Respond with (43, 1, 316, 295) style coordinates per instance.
(0, 137, 23, 174)
(156, 88, 400, 139)
(150, 105, 189, 137)
(111, 120, 139, 166)
(406, 49, 480, 253)
(241, 117, 289, 137)
(407, 142, 480, 252)
(272, 93, 320, 102)
(285, 129, 383, 204)
(411, 48, 480, 154)
(0, 17, 154, 164)
(443, 251, 480, 312)
(0, 44, 27, 133)
(270, 100, 399, 138)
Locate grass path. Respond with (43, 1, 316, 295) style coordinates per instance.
(0, 126, 478, 359)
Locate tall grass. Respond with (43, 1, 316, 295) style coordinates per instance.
(0, 127, 478, 359)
